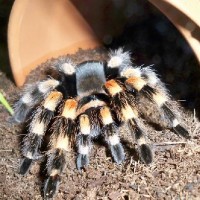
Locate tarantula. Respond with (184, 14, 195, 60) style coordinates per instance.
(14, 48, 190, 199)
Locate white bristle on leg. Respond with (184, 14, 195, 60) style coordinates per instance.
(43, 92, 62, 111)
(80, 114, 90, 135)
(137, 137, 146, 146)
(43, 100, 58, 111)
(109, 135, 120, 145)
(79, 145, 89, 155)
(38, 79, 59, 94)
(152, 93, 167, 107)
(141, 66, 159, 86)
(55, 135, 70, 151)
(31, 120, 45, 136)
(26, 151, 33, 159)
(108, 48, 131, 68)
(120, 67, 142, 78)
(60, 62, 76, 75)
(108, 56, 123, 68)
(21, 93, 33, 104)
(172, 119, 179, 127)
(121, 104, 138, 120)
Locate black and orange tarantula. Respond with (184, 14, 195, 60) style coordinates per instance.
(14, 48, 190, 198)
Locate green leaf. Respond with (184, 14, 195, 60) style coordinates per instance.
(0, 92, 14, 115)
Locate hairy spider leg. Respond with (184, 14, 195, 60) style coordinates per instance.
(108, 48, 190, 139)
(14, 59, 77, 123)
(142, 67, 190, 139)
(122, 66, 190, 139)
(76, 114, 92, 170)
(76, 61, 125, 166)
(14, 79, 60, 123)
(44, 99, 77, 198)
(100, 106, 125, 163)
(104, 79, 153, 164)
(76, 61, 109, 168)
(20, 91, 63, 175)
(53, 59, 77, 98)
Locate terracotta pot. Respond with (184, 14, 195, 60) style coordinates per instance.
(8, 0, 101, 86)
(8, 0, 200, 86)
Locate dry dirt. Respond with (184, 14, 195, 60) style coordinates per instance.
(0, 48, 200, 200)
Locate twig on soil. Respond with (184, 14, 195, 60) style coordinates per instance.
(193, 109, 196, 122)
(153, 142, 187, 146)
(125, 156, 133, 174)
(189, 109, 200, 136)
(0, 149, 13, 152)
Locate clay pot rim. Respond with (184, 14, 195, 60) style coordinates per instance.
(8, 0, 200, 86)
(8, 0, 100, 86)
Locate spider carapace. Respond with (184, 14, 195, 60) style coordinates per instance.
(13, 49, 190, 199)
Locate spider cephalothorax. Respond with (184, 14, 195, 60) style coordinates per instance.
(14, 48, 190, 199)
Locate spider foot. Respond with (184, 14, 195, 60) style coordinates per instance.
(173, 125, 190, 139)
(76, 154, 89, 170)
(19, 158, 33, 175)
(44, 175, 60, 199)
(110, 143, 125, 164)
(139, 144, 153, 164)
